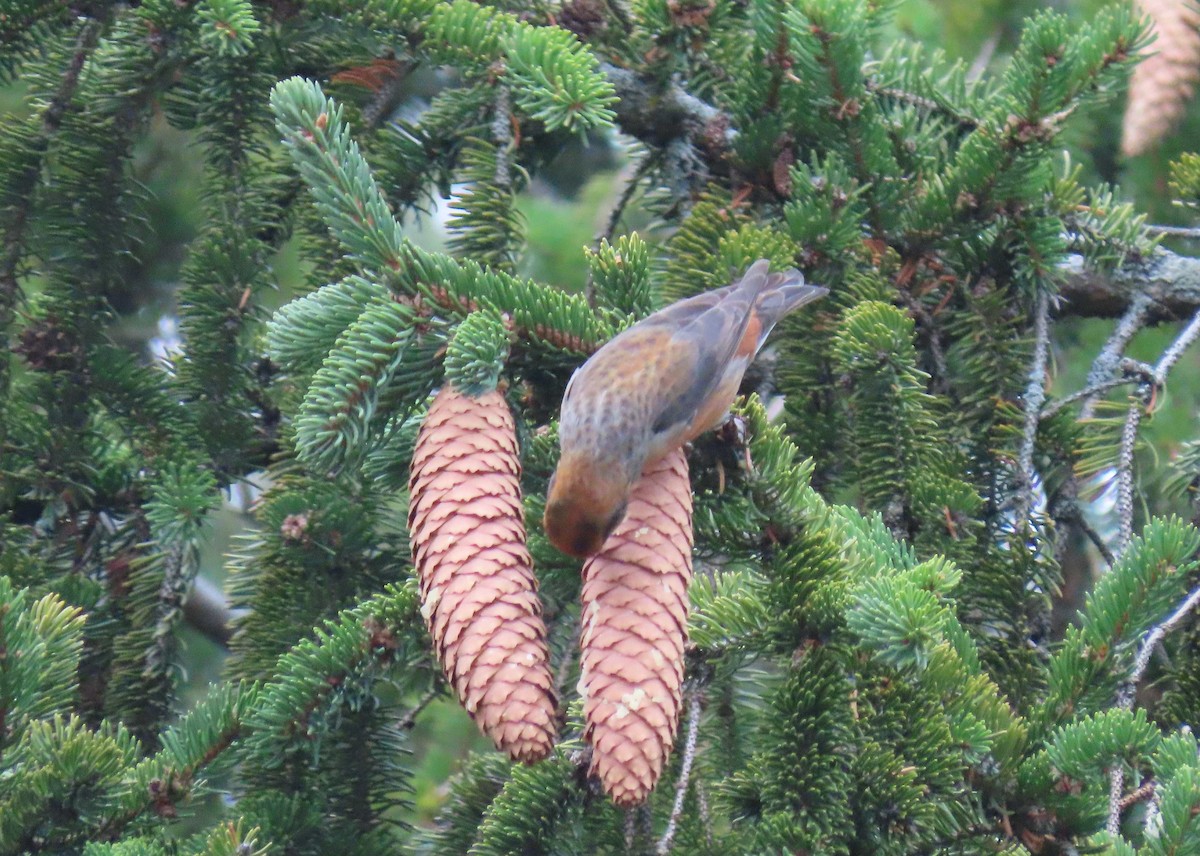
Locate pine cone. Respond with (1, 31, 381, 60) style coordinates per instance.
(1122, 0, 1200, 156)
(408, 385, 557, 762)
(579, 448, 694, 806)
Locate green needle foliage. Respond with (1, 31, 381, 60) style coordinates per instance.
(2, 0, 1200, 853)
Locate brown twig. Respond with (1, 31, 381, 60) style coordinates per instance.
(399, 687, 443, 729)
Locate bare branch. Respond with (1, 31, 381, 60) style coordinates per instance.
(182, 576, 240, 648)
(399, 686, 443, 729)
(1107, 764, 1126, 837)
(1107, 583, 1200, 835)
(602, 62, 737, 153)
(1120, 583, 1200, 710)
(1041, 358, 1154, 420)
(1146, 224, 1200, 239)
(656, 685, 704, 855)
(1116, 395, 1144, 557)
(1078, 291, 1153, 420)
(1153, 309, 1200, 383)
(694, 777, 714, 848)
(1015, 291, 1051, 527)
(1114, 307, 1200, 555)
(491, 85, 514, 189)
(1060, 249, 1200, 323)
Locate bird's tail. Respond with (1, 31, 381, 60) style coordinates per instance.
(755, 270, 828, 329)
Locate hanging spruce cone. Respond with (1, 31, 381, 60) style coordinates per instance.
(579, 447, 693, 806)
(408, 385, 557, 762)
(1121, 0, 1200, 156)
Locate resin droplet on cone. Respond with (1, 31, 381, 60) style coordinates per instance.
(579, 447, 693, 805)
(408, 385, 557, 762)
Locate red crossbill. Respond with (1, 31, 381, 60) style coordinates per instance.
(544, 259, 827, 558)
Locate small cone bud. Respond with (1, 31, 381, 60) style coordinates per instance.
(579, 448, 693, 806)
(408, 385, 557, 762)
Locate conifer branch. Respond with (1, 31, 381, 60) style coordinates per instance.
(1078, 291, 1154, 419)
(1041, 359, 1153, 419)
(1152, 308, 1200, 382)
(1108, 583, 1200, 834)
(656, 685, 703, 855)
(1061, 248, 1200, 323)
(694, 776, 714, 848)
(1117, 391, 1147, 556)
(0, 18, 102, 377)
(600, 62, 736, 152)
(1146, 224, 1200, 239)
(1015, 291, 1051, 527)
(183, 577, 238, 648)
(398, 687, 442, 730)
(1116, 309, 1200, 553)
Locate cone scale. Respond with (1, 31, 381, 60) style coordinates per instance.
(1121, 0, 1200, 156)
(408, 385, 557, 762)
(579, 448, 694, 806)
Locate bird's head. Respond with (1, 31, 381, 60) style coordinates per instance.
(543, 453, 631, 558)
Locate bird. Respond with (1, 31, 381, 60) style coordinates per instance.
(543, 259, 828, 558)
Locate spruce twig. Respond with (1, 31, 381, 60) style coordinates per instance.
(1060, 248, 1200, 322)
(0, 18, 103, 297)
(656, 685, 703, 855)
(399, 687, 442, 730)
(553, 617, 582, 702)
(585, 153, 655, 307)
(1116, 392, 1146, 556)
(1152, 309, 1200, 383)
(600, 154, 654, 246)
(1116, 310, 1200, 553)
(1040, 359, 1154, 419)
(1146, 224, 1200, 239)
(1015, 291, 1051, 527)
(605, 0, 634, 31)
(1107, 583, 1200, 834)
(1119, 781, 1156, 810)
(182, 576, 238, 648)
(694, 776, 714, 848)
(1080, 291, 1153, 419)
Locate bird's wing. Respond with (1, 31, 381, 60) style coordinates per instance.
(646, 261, 774, 436)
